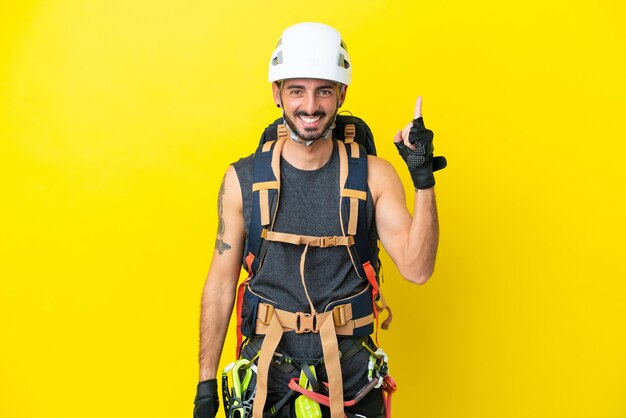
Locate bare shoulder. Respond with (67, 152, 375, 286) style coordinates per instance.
(221, 165, 243, 213)
(213, 165, 246, 258)
(367, 155, 403, 202)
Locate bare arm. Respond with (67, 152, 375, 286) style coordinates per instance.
(370, 157, 439, 284)
(199, 165, 245, 380)
(370, 96, 442, 283)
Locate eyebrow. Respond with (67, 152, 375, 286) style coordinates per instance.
(284, 84, 336, 91)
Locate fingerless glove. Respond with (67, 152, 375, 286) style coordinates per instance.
(395, 117, 447, 189)
(193, 379, 219, 418)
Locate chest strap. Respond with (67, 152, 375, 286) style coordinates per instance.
(261, 229, 355, 248)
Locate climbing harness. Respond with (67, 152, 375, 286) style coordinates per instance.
(226, 115, 395, 418)
(286, 342, 396, 418)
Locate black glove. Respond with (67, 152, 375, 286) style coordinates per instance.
(194, 379, 219, 418)
(395, 117, 447, 189)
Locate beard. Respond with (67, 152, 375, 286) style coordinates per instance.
(283, 110, 336, 142)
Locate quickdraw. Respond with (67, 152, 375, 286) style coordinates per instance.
(222, 358, 257, 418)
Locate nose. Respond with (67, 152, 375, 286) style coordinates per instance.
(302, 92, 319, 115)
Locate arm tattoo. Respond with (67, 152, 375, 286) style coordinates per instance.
(215, 176, 232, 255)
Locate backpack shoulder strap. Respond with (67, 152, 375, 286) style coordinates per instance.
(337, 139, 373, 280)
(337, 138, 392, 333)
(245, 133, 287, 273)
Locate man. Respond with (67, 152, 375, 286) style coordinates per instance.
(194, 22, 445, 418)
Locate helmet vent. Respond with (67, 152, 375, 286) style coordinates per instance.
(338, 54, 350, 69)
(272, 51, 283, 66)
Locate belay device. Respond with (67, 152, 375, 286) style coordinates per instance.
(226, 114, 396, 418)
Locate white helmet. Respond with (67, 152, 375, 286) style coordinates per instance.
(268, 22, 352, 85)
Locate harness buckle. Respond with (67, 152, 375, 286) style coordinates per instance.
(332, 305, 348, 326)
(319, 236, 337, 248)
(258, 303, 275, 325)
(295, 312, 318, 334)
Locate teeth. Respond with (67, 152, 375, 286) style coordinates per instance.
(299, 116, 321, 124)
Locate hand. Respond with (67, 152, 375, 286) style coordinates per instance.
(394, 97, 447, 189)
(194, 379, 219, 418)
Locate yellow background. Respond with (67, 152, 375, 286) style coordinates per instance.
(1, 0, 625, 417)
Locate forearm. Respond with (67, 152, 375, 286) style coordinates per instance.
(198, 272, 237, 381)
(400, 187, 439, 284)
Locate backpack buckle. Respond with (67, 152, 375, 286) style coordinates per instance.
(318, 236, 337, 248)
(258, 303, 275, 325)
(295, 312, 318, 334)
(332, 305, 347, 326)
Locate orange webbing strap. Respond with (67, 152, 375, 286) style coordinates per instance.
(344, 123, 356, 143)
(287, 378, 379, 408)
(377, 292, 392, 331)
(362, 261, 380, 345)
(337, 142, 369, 269)
(251, 310, 345, 418)
(340, 189, 366, 236)
(253, 137, 285, 229)
(362, 261, 392, 345)
(277, 124, 288, 141)
(235, 253, 256, 358)
(262, 229, 355, 248)
(364, 263, 391, 332)
(299, 244, 316, 314)
(252, 311, 284, 418)
(255, 304, 375, 337)
(262, 136, 285, 230)
(261, 140, 274, 153)
(253, 181, 279, 226)
(271, 137, 285, 186)
(318, 314, 344, 418)
(337, 142, 359, 260)
(338, 140, 349, 200)
(235, 279, 248, 358)
(349, 141, 360, 158)
(256, 140, 275, 227)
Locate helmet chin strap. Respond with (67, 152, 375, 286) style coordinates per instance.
(282, 114, 336, 147)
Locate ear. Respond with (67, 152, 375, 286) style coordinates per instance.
(272, 82, 281, 107)
(338, 85, 348, 108)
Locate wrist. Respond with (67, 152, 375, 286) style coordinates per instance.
(195, 379, 218, 399)
(199, 364, 217, 381)
(414, 185, 435, 193)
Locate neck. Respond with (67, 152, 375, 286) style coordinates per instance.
(282, 135, 334, 170)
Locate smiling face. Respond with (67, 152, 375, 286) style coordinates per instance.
(273, 78, 347, 142)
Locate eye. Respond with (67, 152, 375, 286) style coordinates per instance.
(287, 89, 303, 97)
(317, 89, 333, 97)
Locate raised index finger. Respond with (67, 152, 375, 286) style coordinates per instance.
(414, 96, 423, 119)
